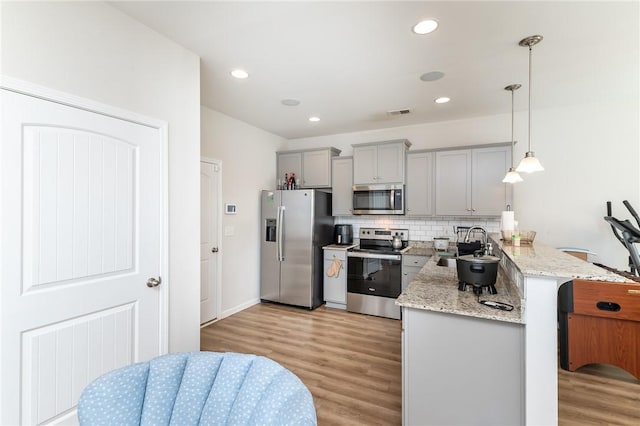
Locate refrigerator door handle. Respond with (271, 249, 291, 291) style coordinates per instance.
(277, 205, 285, 261)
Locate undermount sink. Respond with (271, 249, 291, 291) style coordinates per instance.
(436, 257, 457, 268)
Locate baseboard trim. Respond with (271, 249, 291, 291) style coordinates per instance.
(219, 298, 261, 320)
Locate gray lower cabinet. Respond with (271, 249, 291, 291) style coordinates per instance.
(323, 249, 347, 308)
(402, 255, 428, 291)
(331, 156, 353, 216)
(402, 307, 524, 425)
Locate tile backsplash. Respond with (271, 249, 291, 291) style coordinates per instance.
(334, 216, 501, 241)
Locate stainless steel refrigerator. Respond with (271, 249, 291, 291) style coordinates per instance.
(260, 189, 333, 309)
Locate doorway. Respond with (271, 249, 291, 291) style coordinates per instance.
(200, 158, 222, 324)
(0, 83, 168, 425)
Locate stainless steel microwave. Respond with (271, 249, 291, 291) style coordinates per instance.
(352, 184, 404, 215)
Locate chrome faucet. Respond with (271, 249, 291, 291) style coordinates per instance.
(464, 226, 488, 254)
(463, 226, 487, 244)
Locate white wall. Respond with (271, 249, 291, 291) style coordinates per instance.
(201, 106, 286, 317)
(289, 101, 639, 269)
(2, 2, 202, 352)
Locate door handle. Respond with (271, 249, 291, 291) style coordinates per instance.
(211, 247, 219, 253)
(146, 277, 161, 288)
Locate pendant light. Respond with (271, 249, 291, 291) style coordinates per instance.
(503, 84, 523, 183)
(516, 35, 545, 173)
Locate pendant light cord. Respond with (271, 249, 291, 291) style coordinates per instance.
(511, 88, 515, 167)
(527, 44, 532, 153)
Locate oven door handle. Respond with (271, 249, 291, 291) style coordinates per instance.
(347, 252, 401, 261)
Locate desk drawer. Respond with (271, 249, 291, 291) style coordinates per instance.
(572, 279, 640, 321)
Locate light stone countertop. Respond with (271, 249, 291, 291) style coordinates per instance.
(396, 254, 523, 324)
(322, 243, 357, 251)
(490, 234, 633, 283)
(403, 247, 432, 256)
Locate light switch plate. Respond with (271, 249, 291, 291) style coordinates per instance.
(224, 226, 235, 236)
(225, 203, 237, 214)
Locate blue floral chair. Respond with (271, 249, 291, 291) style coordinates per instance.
(77, 352, 317, 425)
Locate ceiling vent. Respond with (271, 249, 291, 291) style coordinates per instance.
(387, 108, 412, 117)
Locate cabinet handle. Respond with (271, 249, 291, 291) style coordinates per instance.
(472, 208, 476, 212)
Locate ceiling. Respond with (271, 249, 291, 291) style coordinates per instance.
(111, 1, 638, 140)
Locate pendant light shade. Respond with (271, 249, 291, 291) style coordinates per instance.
(516, 35, 544, 174)
(503, 168, 523, 183)
(503, 84, 523, 183)
(517, 152, 545, 173)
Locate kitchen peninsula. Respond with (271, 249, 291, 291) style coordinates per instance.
(397, 237, 631, 425)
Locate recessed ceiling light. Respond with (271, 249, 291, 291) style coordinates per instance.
(420, 71, 445, 82)
(434, 97, 450, 104)
(309, 116, 320, 122)
(413, 19, 438, 35)
(281, 99, 301, 106)
(231, 69, 249, 79)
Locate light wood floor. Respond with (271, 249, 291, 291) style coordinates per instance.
(201, 303, 640, 425)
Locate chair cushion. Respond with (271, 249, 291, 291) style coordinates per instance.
(78, 352, 316, 425)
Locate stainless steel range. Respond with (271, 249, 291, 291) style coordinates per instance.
(346, 228, 409, 319)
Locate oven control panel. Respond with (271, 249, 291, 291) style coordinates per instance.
(359, 228, 409, 242)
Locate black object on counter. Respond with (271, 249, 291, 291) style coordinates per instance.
(479, 300, 514, 311)
(333, 224, 353, 245)
(457, 254, 500, 295)
(456, 241, 483, 256)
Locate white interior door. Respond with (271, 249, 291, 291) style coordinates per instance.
(0, 88, 164, 425)
(200, 160, 220, 324)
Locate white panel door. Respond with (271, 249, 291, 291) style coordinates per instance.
(1, 89, 163, 425)
(200, 160, 220, 324)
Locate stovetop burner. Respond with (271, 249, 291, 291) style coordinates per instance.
(355, 227, 409, 254)
(458, 281, 498, 295)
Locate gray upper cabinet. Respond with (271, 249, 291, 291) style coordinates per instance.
(277, 152, 302, 185)
(435, 150, 472, 216)
(406, 151, 434, 216)
(471, 146, 512, 216)
(277, 147, 340, 188)
(353, 140, 410, 184)
(435, 145, 511, 216)
(331, 156, 353, 216)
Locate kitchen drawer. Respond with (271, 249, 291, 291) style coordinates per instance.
(403, 255, 428, 268)
(572, 279, 640, 321)
(559, 279, 640, 380)
(324, 250, 346, 263)
(324, 249, 347, 306)
(402, 265, 424, 292)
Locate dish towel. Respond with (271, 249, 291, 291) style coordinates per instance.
(326, 257, 343, 278)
